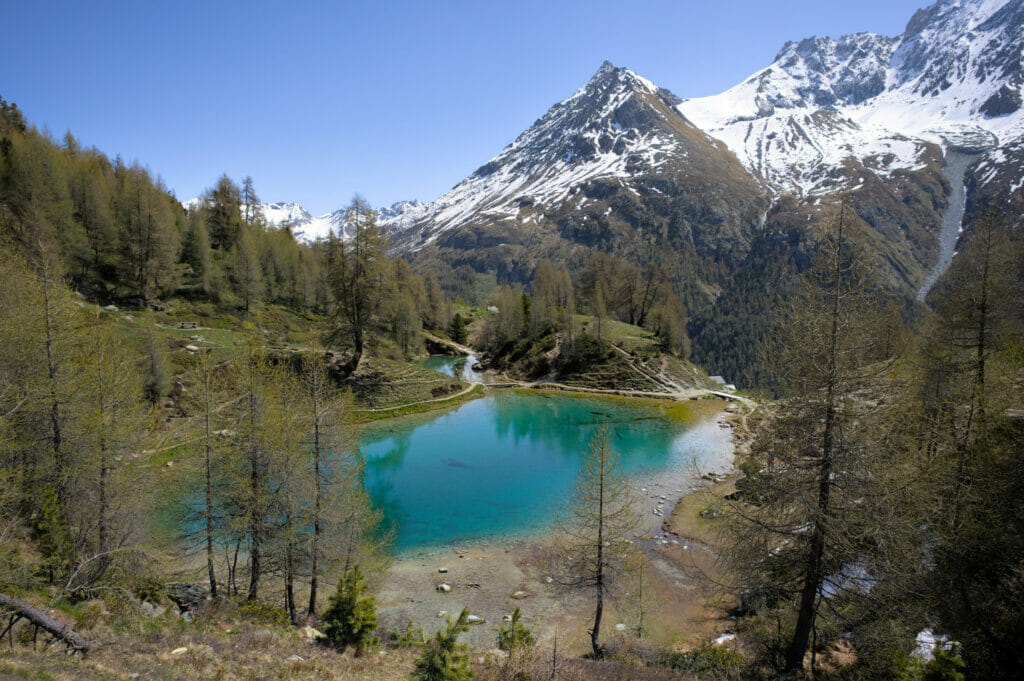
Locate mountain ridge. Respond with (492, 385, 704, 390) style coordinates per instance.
(232, 0, 1020, 243)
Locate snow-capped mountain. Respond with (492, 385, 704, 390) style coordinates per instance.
(379, 60, 766, 257)
(184, 198, 425, 243)
(204, 1, 1021, 253)
(258, 202, 344, 241)
(677, 0, 1023, 198)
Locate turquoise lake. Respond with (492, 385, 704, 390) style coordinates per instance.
(359, 385, 730, 552)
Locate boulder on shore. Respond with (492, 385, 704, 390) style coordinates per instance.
(166, 582, 208, 612)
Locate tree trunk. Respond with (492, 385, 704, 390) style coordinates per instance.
(0, 592, 94, 654)
(285, 513, 296, 624)
(307, 375, 323, 620)
(41, 261, 65, 500)
(246, 351, 261, 602)
(203, 356, 218, 600)
(591, 447, 606, 658)
(784, 199, 845, 673)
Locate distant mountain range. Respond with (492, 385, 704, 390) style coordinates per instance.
(225, 0, 1019, 246)
(187, 0, 1022, 386)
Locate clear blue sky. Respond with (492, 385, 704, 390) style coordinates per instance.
(3, 0, 929, 214)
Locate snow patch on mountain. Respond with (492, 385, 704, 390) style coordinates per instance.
(678, 0, 1023, 197)
(380, 62, 692, 248)
(181, 199, 426, 243)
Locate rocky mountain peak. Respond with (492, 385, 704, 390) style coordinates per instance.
(891, 0, 1021, 101)
(770, 33, 898, 107)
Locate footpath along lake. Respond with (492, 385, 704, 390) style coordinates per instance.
(359, 379, 732, 552)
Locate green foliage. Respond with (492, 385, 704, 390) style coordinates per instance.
(142, 316, 170, 403)
(322, 565, 379, 655)
(923, 645, 966, 681)
(34, 484, 72, 580)
(388, 619, 426, 648)
(496, 608, 534, 652)
(239, 600, 290, 627)
(412, 608, 474, 681)
(449, 313, 468, 345)
(555, 334, 613, 375)
(657, 645, 744, 674)
(74, 601, 105, 631)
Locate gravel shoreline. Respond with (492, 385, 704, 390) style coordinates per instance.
(375, 407, 736, 650)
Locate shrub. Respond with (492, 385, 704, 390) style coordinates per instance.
(496, 608, 534, 652)
(322, 564, 379, 655)
(387, 619, 426, 648)
(496, 608, 535, 680)
(240, 599, 290, 626)
(924, 644, 966, 681)
(412, 608, 474, 681)
(657, 645, 744, 675)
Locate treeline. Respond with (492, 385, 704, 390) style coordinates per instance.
(479, 252, 690, 368)
(0, 96, 453, 368)
(0, 247, 386, 623)
(724, 204, 1024, 679)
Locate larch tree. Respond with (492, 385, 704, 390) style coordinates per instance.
(206, 175, 243, 250)
(552, 422, 639, 657)
(241, 176, 260, 224)
(911, 212, 1024, 679)
(185, 347, 231, 601)
(328, 198, 389, 371)
(231, 224, 263, 311)
(724, 197, 902, 673)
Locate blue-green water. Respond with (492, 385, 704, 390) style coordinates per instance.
(359, 390, 729, 552)
(417, 354, 485, 382)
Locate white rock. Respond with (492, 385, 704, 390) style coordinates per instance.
(614, 623, 626, 632)
(437, 610, 448, 618)
(170, 647, 188, 656)
(466, 614, 483, 624)
(438, 567, 448, 573)
(437, 583, 452, 593)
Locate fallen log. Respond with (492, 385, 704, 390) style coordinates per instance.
(0, 592, 94, 654)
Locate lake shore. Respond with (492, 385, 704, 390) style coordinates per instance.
(375, 403, 740, 652)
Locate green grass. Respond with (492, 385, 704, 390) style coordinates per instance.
(580, 315, 660, 352)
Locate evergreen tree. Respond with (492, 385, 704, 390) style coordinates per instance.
(449, 313, 468, 345)
(412, 608, 475, 681)
(231, 224, 263, 311)
(496, 607, 535, 680)
(241, 176, 260, 224)
(206, 175, 242, 250)
(322, 564, 378, 655)
(724, 198, 904, 673)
